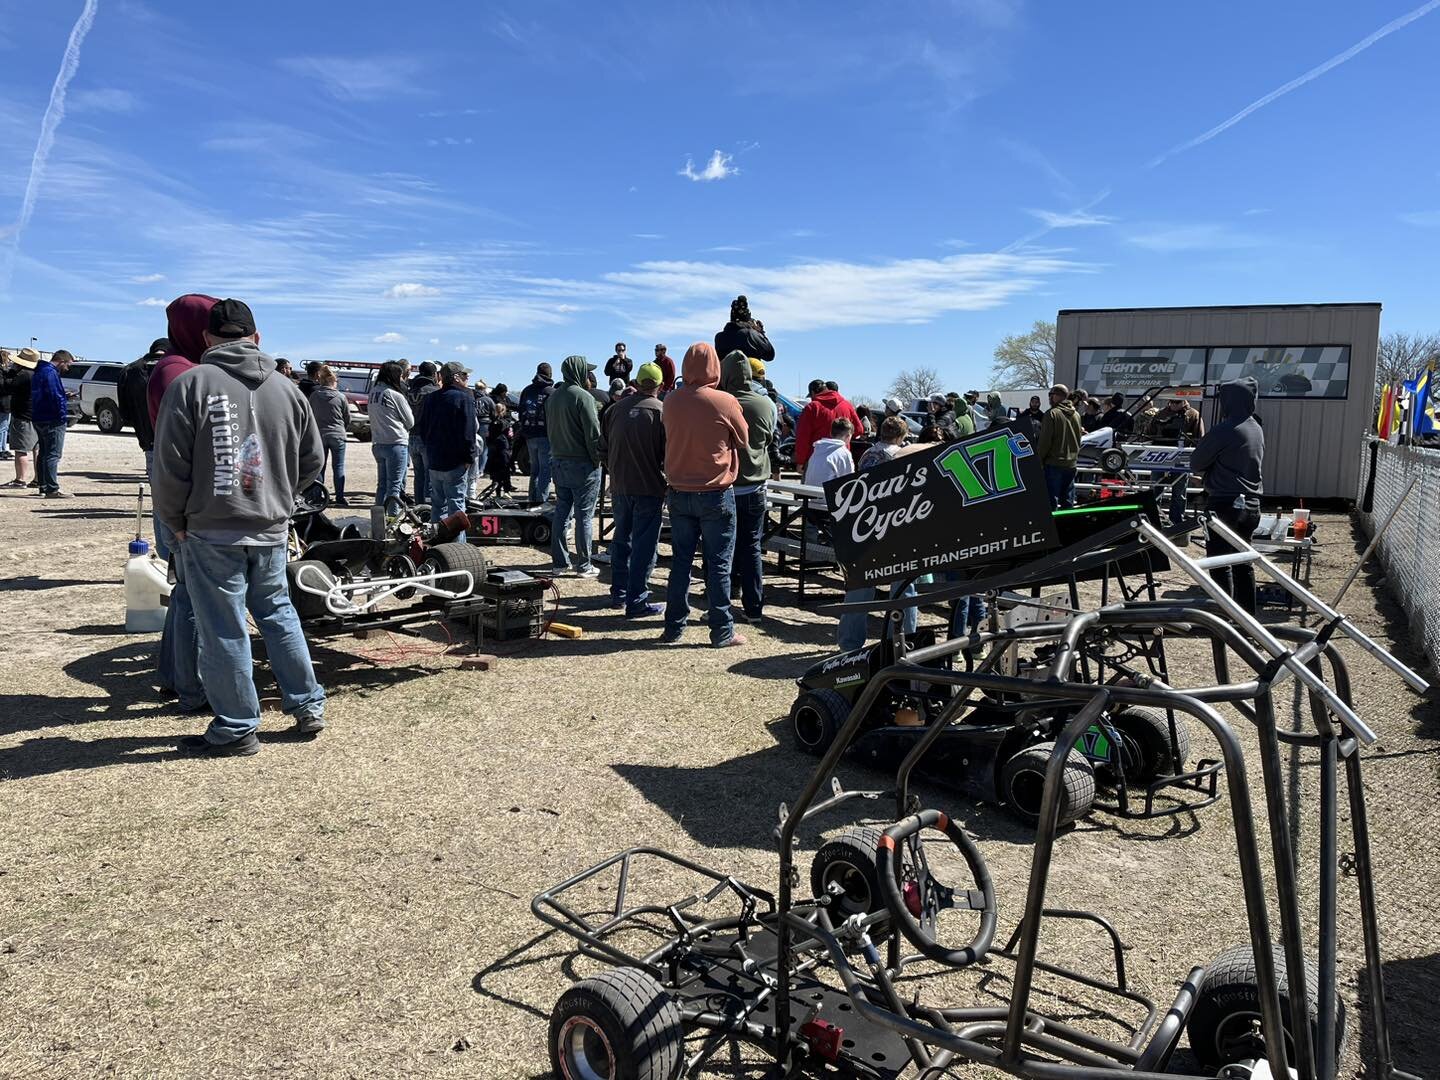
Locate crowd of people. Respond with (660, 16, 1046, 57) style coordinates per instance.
(2, 282, 1265, 756)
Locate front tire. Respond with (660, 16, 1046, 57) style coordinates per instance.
(1188, 944, 1341, 1072)
(999, 741, 1095, 827)
(810, 826, 893, 944)
(1101, 707, 1191, 785)
(549, 968, 683, 1080)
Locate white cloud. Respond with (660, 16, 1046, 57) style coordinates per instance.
(428, 337, 441, 345)
(454, 344, 469, 352)
(679, 149, 738, 182)
(131, 272, 165, 283)
(1027, 208, 1115, 229)
(278, 54, 425, 101)
(384, 282, 440, 299)
(632, 233, 664, 240)
(609, 250, 1086, 338)
(373, 332, 406, 344)
(1126, 224, 1260, 252)
(1400, 210, 1440, 227)
(136, 296, 167, 307)
(447, 343, 537, 358)
(71, 88, 138, 114)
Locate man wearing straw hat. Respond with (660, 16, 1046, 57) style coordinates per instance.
(0, 347, 41, 489)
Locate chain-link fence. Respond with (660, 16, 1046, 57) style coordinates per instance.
(1356, 437, 1440, 673)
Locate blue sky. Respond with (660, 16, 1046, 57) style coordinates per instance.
(1, 0, 1438, 399)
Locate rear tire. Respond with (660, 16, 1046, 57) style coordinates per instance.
(1100, 447, 1127, 474)
(789, 688, 851, 756)
(1101, 707, 1191, 785)
(999, 741, 1095, 827)
(810, 826, 893, 944)
(549, 968, 683, 1080)
(1188, 944, 1341, 1073)
(286, 559, 335, 621)
(95, 399, 122, 434)
(421, 542, 488, 597)
(527, 517, 552, 547)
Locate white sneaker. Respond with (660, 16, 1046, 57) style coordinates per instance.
(575, 565, 600, 579)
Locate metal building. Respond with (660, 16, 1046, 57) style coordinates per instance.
(1055, 303, 1381, 501)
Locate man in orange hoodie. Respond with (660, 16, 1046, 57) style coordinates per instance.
(660, 342, 750, 647)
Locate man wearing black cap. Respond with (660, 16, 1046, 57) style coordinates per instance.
(518, 361, 556, 503)
(416, 361, 477, 540)
(152, 298, 327, 757)
(407, 361, 440, 504)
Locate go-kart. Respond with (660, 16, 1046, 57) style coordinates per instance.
(284, 484, 489, 629)
(531, 506, 1427, 1080)
(462, 480, 555, 548)
(789, 496, 1218, 827)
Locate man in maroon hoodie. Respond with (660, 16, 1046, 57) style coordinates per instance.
(794, 378, 862, 471)
(660, 342, 749, 647)
(148, 294, 217, 719)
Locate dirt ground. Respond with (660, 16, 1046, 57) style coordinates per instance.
(1, 427, 1437, 1079)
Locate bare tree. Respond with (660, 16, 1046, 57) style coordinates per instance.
(1377, 331, 1440, 388)
(990, 319, 1056, 390)
(888, 366, 943, 404)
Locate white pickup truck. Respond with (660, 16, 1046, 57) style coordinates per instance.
(61, 361, 128, 432)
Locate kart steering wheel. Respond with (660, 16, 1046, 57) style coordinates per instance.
(875, 809, 997, 968)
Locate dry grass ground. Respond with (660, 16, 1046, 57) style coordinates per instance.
(1, 428, 1437, 1079)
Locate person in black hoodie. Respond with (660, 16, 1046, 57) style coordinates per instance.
(713, 295, 775, 364)
(119, 338, 169, 457)
(603, 342, 632, 382)
(518, 362, 556, 503)
(407, 361, 440, 503)
(1191, 377, 1264, 614)
(1098, 392, 1134, 436)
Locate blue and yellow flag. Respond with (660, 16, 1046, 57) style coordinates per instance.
(1405, 370, 1437, 436)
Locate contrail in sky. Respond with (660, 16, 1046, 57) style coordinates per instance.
(1149, 0, 1440, 167)
(0, 0, 101, 289)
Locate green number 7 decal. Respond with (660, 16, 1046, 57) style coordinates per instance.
(937, 432, 1035, 505)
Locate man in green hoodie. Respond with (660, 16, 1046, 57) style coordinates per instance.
(1036, 383, 1082, 508)
(544, 355, 603, 576)
(720, 350, 777, 621)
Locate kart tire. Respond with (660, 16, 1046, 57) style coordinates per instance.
(287, 560, 335, 622)
(809, 826, 893, 945)
(999, 741, 1095, 827)
(1100, 447, 1127, 474)
(526, 517, 552, 547)
(550, 967, 683, 1080)
(421, 542, 488, 597)
(1103, 707, 1191, 784)
(96, 399, 122, 434)
(789, 688, 851, 756)
(1188, 944, 1342, 1073)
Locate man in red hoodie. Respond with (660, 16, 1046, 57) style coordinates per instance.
(148, 294, 217, 720)
(659, 342, 749, 647)
(794, 378, 862, 471)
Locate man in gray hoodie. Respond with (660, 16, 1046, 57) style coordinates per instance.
(1191, 377, 1265, 614)
(152, 299, 327, 757)
(720, 350, 777, 620)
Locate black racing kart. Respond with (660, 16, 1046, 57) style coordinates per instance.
(789, 495, 1220, 826)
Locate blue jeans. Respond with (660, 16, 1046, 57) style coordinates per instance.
(664, 488, 738, 645)
(733, 487, 767, 617)
(469, 433, 489, 494)
(1044, 465, 1076, 509)
(947, 591, 988, 642)
(550, 458, 601, 571)
(610, 492, 664, 612)
(372, 443, 408, 507)
(837, 581, 919, 653)
(322, 437, 346, 498)
(159, 546, 204, 711)
(145, 450, 174, 561)
(35, 421, 65, 494)
(429, 465, 469, 542)
(180, 537, 325, 743)
(528, 435, 552, 504)
(0, 411, 10, 451)
(409, 432, 428, 504)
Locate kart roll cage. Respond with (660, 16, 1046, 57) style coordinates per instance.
(533, 509, 1426, 1080)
